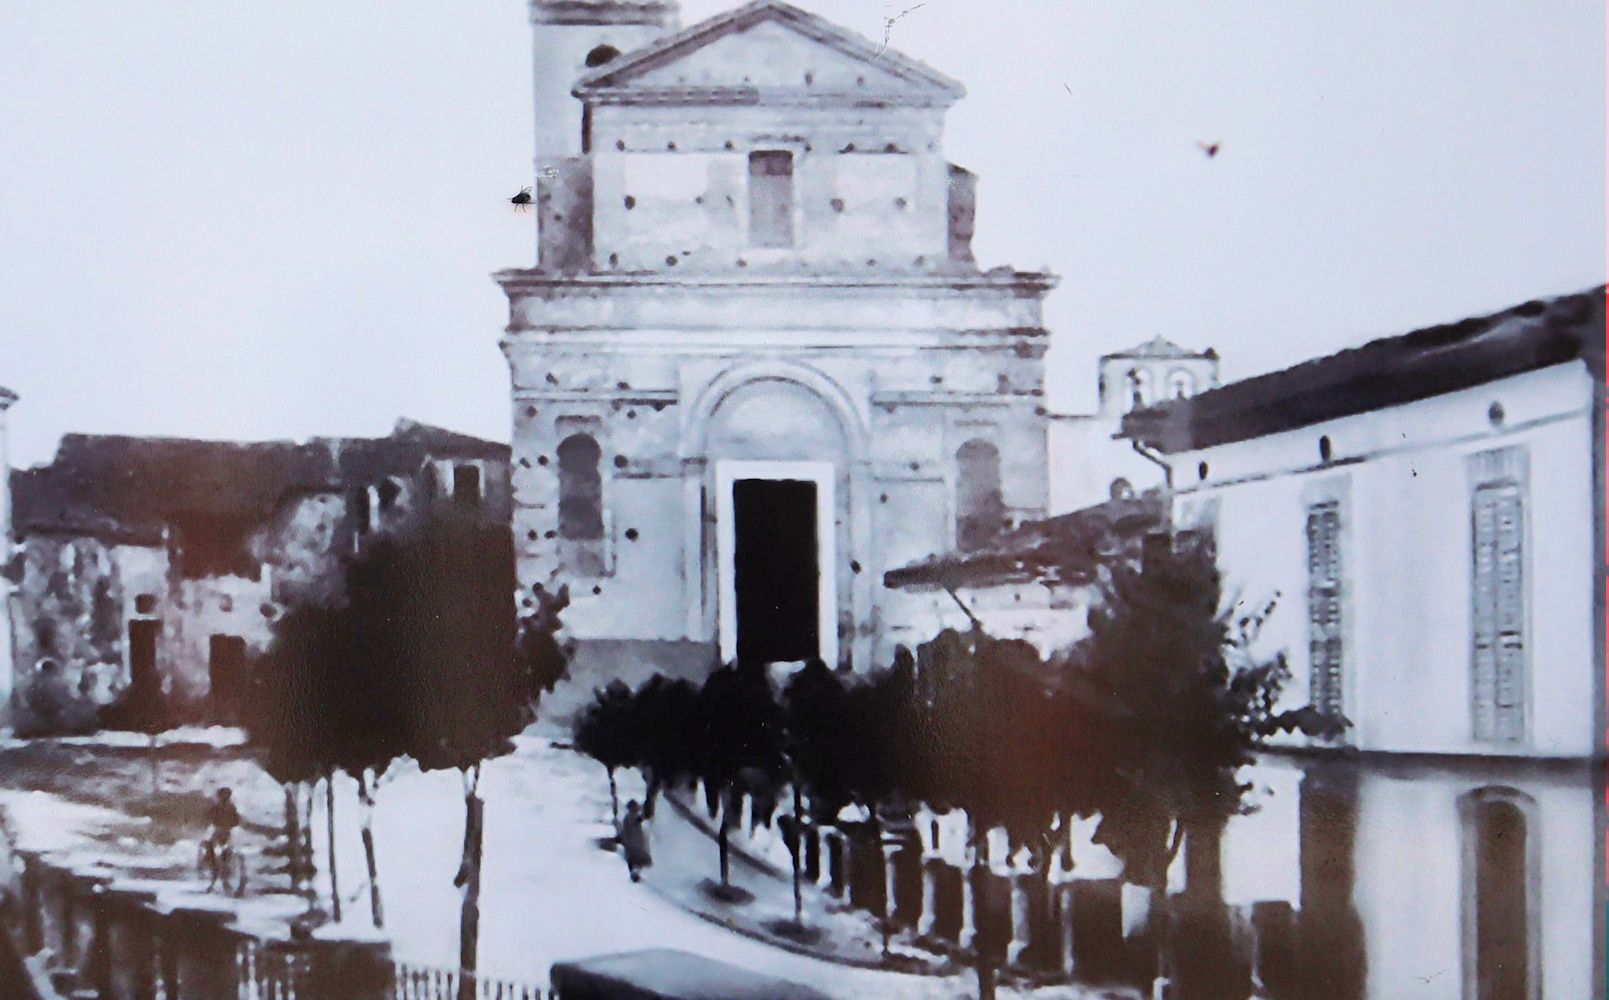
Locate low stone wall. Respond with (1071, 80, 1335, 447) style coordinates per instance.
(713, 790, 1293, 999)
(0, 844, 392, 1000)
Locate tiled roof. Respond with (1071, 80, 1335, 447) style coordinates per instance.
(10, 419, 508, 545)
(1121, 286, 1606, 454)
(884, 493, 1168, 591)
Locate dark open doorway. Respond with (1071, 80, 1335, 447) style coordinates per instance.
(128, 618, 160, 698)
(732, 478, 818, 664)
(1472, 799, 1529, 1000)
(209, 634, 248, 723)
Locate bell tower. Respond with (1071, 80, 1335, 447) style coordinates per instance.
(529, 0, 680, 168)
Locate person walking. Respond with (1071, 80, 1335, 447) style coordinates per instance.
(619, 800, 652, 883)
(208, 787, 241, 844)
(203, 787, 242, 890)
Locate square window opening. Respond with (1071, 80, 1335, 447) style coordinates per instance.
(748, 151, 795, 249)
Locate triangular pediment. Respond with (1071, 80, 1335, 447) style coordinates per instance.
(575, 0, 963, 102)
(1107, 336, 1213, 360)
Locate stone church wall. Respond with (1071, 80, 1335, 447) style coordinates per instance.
(588, 103, 952, 274)
(503, 0, 1054, 673)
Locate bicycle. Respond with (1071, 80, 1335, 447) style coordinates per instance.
(198, 835, 247, 898)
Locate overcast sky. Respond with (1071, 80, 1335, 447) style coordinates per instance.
(1, 1, 1602, 468)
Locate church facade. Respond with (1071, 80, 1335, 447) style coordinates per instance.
(498, 0, 1054, 671)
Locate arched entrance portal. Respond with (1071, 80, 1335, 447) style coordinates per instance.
(686, 365, 870, 667)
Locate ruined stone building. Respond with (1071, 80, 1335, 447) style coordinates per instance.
(500, 0, 1053, 676)
(4, 420, 509, 732)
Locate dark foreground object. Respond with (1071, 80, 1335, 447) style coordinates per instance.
(550, 948, 832, 1000)
(0, 920, 40, 1000)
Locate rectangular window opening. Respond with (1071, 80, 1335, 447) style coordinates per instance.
(1305, 501, 1344, 724)
(1472, 480, 1525, 743)
(748, 150, 795, 248)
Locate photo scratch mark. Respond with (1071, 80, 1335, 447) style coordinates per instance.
(874, 2, 928, 59)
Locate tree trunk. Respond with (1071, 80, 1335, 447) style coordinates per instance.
(357, 771, 385, 928)
(871, 810, 890, 958)
(643, 769, 661, 819)
(606, 766, 620, 829)
(971, 815, 996, 1000)
(302, 784, 317, 900)
(977, 963, 997, 1000)
(325, 774, 342, 923)
(718, 817, 731, 886)
(284, 784, 308, 899)
(1147, 819, 1184, 1000)
(790, 780, 805, 927)
(456, 768, 485, 1000)
(1150, 877, 1172, 997)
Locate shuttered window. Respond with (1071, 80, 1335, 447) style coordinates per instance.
(748, 151, 795, 248)
(1471, 480, 1525, 742)
(1305, 501, 1344, 720)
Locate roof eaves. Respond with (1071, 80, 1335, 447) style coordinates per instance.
(1121, 285, 1605, 454)
(883, 495, 1166, 590)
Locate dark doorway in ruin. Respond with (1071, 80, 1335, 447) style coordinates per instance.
(99, 616, 172, 733)
(128, 619, 160, 698)
(208, 634, 248, 723)
(732, 478, 818, 664)
(452, 464, 482, 508)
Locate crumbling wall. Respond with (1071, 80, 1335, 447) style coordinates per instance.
(161, 573, 274, 707)
(257, 492, 349, 609)
(8, 537, 166, 734)
(8, 424, 514, 731)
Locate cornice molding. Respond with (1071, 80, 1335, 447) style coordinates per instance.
(494, 269, 1058, 297)
(580, 86, 954, 110)
(529, 0, 677, 27)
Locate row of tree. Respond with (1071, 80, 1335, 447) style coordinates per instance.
(575, 540, 1346, 992)
(242, 505, 569, 1000)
